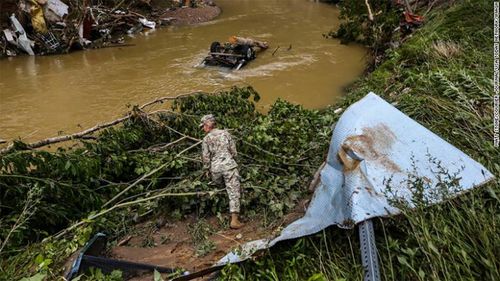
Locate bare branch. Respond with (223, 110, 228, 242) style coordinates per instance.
(54, 187, 224, 239)
(0, 115, 131, 155)
(0, 92, 202, 155)
(139, 92, 202, 110)
(102, 140, 202, 208)
(403, 0, 414, 14)
(365, 0, 374, 21)
(0, 187, 42, 254)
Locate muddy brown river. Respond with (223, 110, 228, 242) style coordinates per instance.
(0, 0, 366, 142)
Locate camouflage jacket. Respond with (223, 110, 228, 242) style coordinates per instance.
(202, 129, 238, 173)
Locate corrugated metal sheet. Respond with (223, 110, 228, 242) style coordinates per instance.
(217, 92, 495, 265)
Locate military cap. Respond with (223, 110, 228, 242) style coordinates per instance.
(199, 114, 216, 127)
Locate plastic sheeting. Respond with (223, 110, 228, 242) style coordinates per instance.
(9, 14, 35, 56)
(217, 92, 495, 265)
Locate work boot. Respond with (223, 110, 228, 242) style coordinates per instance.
(230, 213, 244, 229)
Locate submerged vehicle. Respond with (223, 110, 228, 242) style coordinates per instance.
(201, 36, 268, 70)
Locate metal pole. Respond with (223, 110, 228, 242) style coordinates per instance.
(358, 219, 381, 281)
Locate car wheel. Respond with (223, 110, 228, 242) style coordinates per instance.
(210, 41, 221, 53)
(241, 45, 254, 60)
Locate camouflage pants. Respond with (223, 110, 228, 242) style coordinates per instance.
(212, 168, 241, 213)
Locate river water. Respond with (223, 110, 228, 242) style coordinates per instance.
(0, 0, 366, 142)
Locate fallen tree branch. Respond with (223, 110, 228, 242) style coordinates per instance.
(128, 136, 188, 153)
(53, 188, 224, 239)
(164, 125, 201, 142)
(0, 187, 42, 254)
(0, 85, 251, 154)
(0, 174, 74, 188)
(139, 92, 203, 110)
(102, 140, 202, 208)
(0, 92, 202, 155)
(0, 115, 131, 155)
(424, 0, 438, 16)
(141, 111, 201, 142)
(403, 0, 414, 14)
(237, 138, 293, 159)
(272, 46, 280, 56)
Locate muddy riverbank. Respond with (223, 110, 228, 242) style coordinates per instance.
(161, 5, 221, 25)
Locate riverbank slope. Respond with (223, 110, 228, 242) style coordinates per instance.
(226, 0, 499, 280)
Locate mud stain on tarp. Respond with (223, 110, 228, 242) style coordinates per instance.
(342, 123, 401, 173)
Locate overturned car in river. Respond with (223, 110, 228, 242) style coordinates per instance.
(200, 36, 268, 70)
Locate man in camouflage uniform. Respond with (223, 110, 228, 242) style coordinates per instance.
(200, 114, 244, 229)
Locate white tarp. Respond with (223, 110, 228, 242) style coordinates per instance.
(217, 92, 495, 265)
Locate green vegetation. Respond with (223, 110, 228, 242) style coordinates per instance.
(327, 0, 400, 54)
(0, 87, 333, 280)
(188, 219, 216, 257)
(0, 0, 497, 280)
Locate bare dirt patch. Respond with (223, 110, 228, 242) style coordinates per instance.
(110, 199, 308, 280)
(161, 6, 221, 25)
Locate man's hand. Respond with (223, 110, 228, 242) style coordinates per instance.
(203, 170, 210, 179)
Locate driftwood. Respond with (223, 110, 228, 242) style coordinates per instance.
(95, 43, 136, 49)
(271, 46, 280, 56)
(0, 92, 202, 155)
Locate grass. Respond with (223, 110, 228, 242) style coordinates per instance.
(220, 0, 499, 280)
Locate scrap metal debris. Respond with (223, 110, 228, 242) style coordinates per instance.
(0, 0, 208, 57)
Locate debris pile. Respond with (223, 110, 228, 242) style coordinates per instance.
(0, 0, 211, 57)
